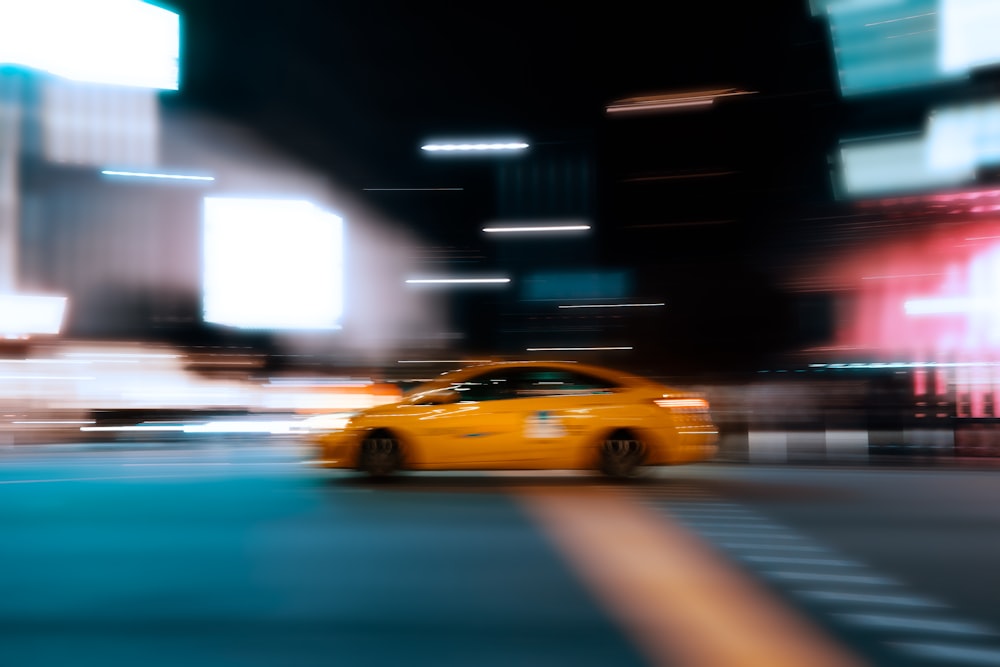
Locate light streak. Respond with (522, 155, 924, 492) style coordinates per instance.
(864, 12, 936, 27)
(606, 88, 755, 115)
(396, 360, 493, 364)
(526, 346, 633, 351)
(421, 142, 528, 152)
(558, 302, 664, 309)
(363, 187, 463, 191)
(885, 29, 936, 39)
(483, 225, 590, 233)
(64, 352, 180, 359)
(101, 170, 215, 181)
(405, 278, 510, 284)
(12, 420, 95, 425)
(607, 99, 714, 113)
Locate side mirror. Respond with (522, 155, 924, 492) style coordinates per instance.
(413, 389, 460, 405)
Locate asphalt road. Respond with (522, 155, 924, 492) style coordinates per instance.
(2, 438, 1000, 667)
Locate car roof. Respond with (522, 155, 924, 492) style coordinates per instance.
(416, 360, 660, 389)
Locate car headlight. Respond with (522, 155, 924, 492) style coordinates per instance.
(299, 412, 357, 432)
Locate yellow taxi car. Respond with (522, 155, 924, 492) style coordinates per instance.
(311, 360, 718, 478)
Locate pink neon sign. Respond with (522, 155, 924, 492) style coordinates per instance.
(826, 218, 1000, 361)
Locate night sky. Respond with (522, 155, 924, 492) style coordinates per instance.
(161, 1, 833, 193)
(153, 0, 841, 373)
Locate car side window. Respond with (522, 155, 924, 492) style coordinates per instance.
(452, 370, 520, 402)
(513, 369, 620, 398)
(449, 368, 621, 402)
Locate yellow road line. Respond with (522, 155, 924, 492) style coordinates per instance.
(519, 486, 868, 667)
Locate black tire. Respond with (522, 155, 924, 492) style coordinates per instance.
(598, 430, 646, 479)
(358, 430, 403, 477)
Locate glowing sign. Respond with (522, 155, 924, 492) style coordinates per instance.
(940, 0, 1000, 74)
(830, 224, 1000, 357)
(202, 197, 344, 330)
(0, 295, 67, 336)
(0, 0, 180, 90)
(522, 270, 631, 301)
(838, 99, 1000, 197)
(838, 136, 971, 197)
(814, 0, 1000, 97)
(42, 81, 160, 166)
(927, 100, 1000, 173)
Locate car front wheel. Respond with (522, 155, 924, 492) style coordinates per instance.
(358, 430, 403, 477)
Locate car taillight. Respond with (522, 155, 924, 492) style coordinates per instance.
(654, 397, 710, 412)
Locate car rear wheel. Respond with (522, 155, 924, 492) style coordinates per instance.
(358, 430, 403, 477)
(599, 430, 645, 478)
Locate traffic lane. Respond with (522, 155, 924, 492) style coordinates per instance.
(640, 464, 1000, 664)
(519, 484, 864, 667)
(669, 465, 1000, 627)
(0, 444, 868, 667)
(0, 460, 648, 667)
(286, 466, 1000, 667)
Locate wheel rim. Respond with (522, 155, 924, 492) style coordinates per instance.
(601, 435, 644, 477)
(361, 435, 400, 475)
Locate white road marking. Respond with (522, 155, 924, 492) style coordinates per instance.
(739, 555, 862, 567)
(520, 487, 865, 667)
(720, 542, 830, 552)
(796, 590, 948, 608)
(676, 520, 788, 531)
(647, 491, 1000, 664)
(644, 492, 714, 498)
(696, 530, 807, 540)
(892, 641, 1000, 665)
(0, 474, 191, 484)
(836, 613, 996, 636)
(763, 571, 900, 586)
(663, 508, 756, 515)
(670, 515, 774, 523)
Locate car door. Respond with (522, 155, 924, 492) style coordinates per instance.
(411, 366, 628, 468)
(501, 368, 626, 468)
(437, 393, 596, 469)
(409, 368, 534, 468)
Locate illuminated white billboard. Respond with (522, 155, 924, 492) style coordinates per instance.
(940, 0, 1000, 75)
(202, 197, 344, 331)
(814, 0, 1000, 97)
(837, 99, 1000, 198)
(0, 0, 179, 90)
(838, 136, 971, 198)
(0, 295, 67, 337)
